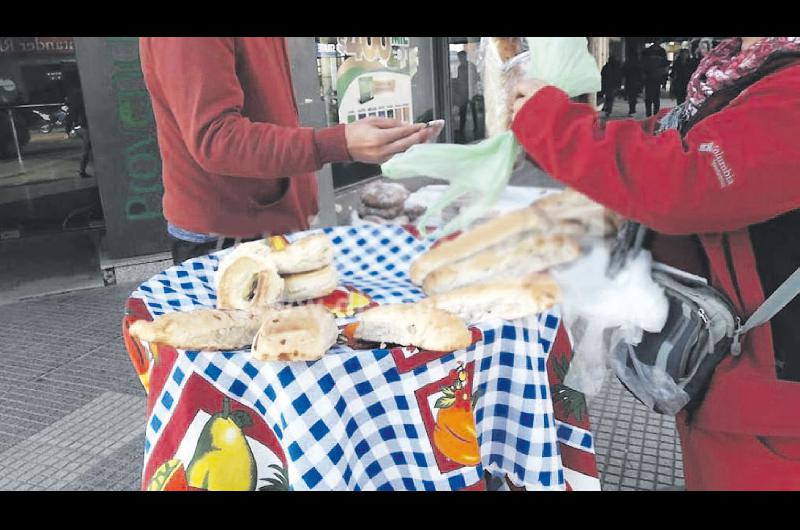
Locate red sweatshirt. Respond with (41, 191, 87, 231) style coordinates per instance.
(140, 37, 351, 237)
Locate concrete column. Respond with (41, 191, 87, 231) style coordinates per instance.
(588, 37, 610, 109)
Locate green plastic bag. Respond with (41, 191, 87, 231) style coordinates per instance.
(381, 37, 601, 237)
(526, 37, 602, 98)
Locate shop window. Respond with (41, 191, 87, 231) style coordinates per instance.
(0, 37, 101, 239)
(314, 36, 434, 188)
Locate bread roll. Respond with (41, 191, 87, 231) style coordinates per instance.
(534, 189, 622, 237)
(423, 274, 561, 324)
(354, 303, 472, 352)
(409, 206, 548, 285)
(422, 233, 580, 295)
(269, 233, 334, 275)
(360, 181, 410, 209)
(482, 37, 527, 137)
(129, 309, 264, 351)
(281, 264, 339, 302)
(216, 241, 284, 310)
(251, 305, 338, 362)
(358, 204, 404, 220)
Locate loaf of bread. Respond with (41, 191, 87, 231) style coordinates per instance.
(422, 233, 580, 295)
(251, 305, 338, 362)
(281, 264, 339, 303)
(360, 181, 410, 209)
(409, 206, 549, 286)
(423, 274, 561, 324)
(482, 37, 528, 137)
(354, 303, 472, 352)
(129, 309, 265, 351)
(534, 189, 623, 237)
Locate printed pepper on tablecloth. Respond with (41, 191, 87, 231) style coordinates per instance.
(122, 223, 600, 491)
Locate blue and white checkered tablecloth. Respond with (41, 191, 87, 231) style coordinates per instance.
(132, 223, 593, 491)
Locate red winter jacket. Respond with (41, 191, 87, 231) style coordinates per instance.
(513, 62, 800, 489)
(140, 37, 351, 238)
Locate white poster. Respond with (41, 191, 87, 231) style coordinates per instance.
(335, 37, 418, 125)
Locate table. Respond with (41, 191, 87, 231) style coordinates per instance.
(123, 223, 601, 491)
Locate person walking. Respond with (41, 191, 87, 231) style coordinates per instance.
(455, 51, 480, 140)
(642, 38, 670, 117)
(670, 48, 694, 105)
(601, 56, 623, 117)
(622, 56, 644, 115)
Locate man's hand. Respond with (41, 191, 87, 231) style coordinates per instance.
(511, 79, 549, 121)
(345, 117, 434, 164)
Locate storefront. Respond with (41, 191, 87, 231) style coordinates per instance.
(0, 36, 605, 299)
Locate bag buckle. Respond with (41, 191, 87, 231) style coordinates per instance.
(731, 316, 744, 357)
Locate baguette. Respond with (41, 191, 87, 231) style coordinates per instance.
(129, 309, 264, 351)
(409, 206, 548, 285)
(251, 305, 338, 362)
(423, 274, 561, 324)
(534, 189, 622, 237)
(354, 303, 472, 352)
(422, 233, 580, 295)
(482, 37, 528, 137)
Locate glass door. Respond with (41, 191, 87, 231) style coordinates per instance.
(445, 37, 485, 145)
(313, 37, 437, 188)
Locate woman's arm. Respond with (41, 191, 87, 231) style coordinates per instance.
(511, 80, 800, 235)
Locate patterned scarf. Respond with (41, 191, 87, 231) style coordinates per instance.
(656, 37, 800, 134)
(610, 37, 800, 275)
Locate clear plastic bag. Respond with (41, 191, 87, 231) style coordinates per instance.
(381, 37, 601, 237)
(551, 244, 669, 400)
(479, 37, 530, 138)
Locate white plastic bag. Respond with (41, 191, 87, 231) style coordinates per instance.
(551, 244, 669, 398)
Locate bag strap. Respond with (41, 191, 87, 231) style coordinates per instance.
(731, 266, 800, 355)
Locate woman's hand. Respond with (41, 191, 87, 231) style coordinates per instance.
(511, 79, 549, 121)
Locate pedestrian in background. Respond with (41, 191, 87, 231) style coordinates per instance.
(642, 38, 670, 117)
(622, 56, 643, 115)
(670, 48, 694, 105)
(601, 56, 622, 117)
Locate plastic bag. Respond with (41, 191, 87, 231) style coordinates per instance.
(381, 37, 601, 237)
(381, 131, 521, 236)
(479, 37, 530, 138)
(550, 244, 669, 399)
(525, 37, 602, 98)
